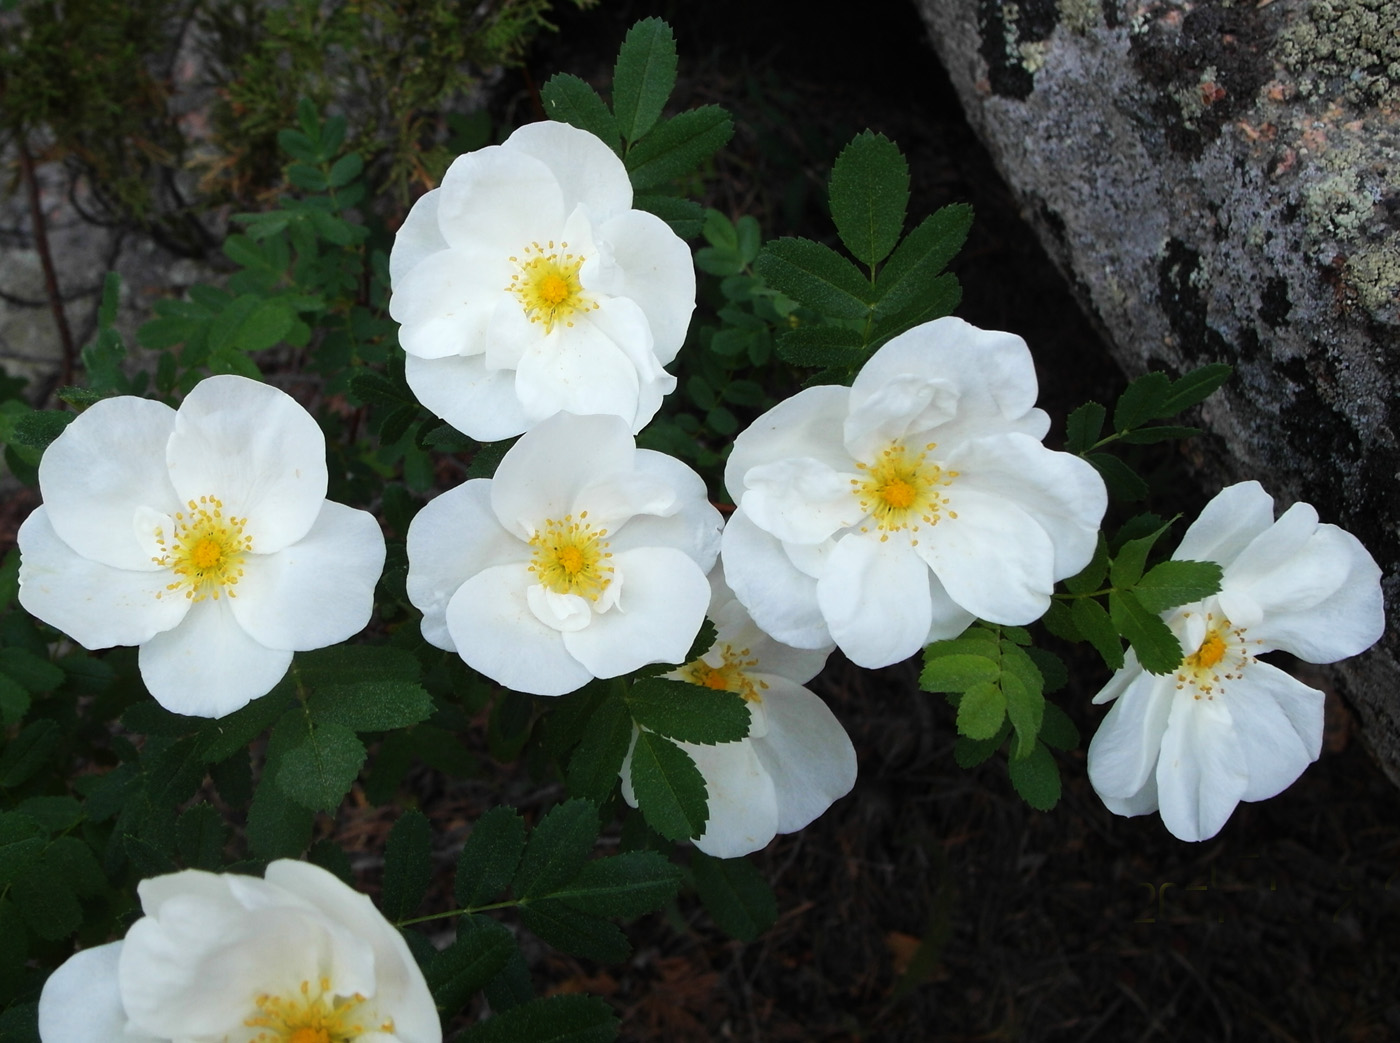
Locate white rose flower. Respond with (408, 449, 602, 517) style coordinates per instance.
(37, 860, 440, 1043)
(721, 316, 1107, 668)
(1087, 481, 1385, 842)
(406, 412, 722, 696)
(17, 375, 386, 719)
(388, 120, 695, 441)
(620, 570, 857, 858)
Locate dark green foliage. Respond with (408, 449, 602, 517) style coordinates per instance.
(691, 852, 778, 942)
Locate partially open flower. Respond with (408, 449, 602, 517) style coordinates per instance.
(38, 860, 440, 1043)
(721, 317, 1107, 668)
(17, 375, 386, 718)
(389, 120, 695, 440)
(1086, 481, 1385, 841)
(406, 412, 722, 696)
(620, 571, 857, 858)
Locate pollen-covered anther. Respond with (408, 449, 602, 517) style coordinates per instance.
(1177, 616, 1252, 701)
(507, 239, 597, 332)
(528, 511, 613, 601)
(853, 439, 954, 536)
(152, 495, 252, 602)
(244, 977, 370, 1043)
(680, 642, 767, 702)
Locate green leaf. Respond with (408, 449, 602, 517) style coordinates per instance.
(296, 645, 422, 686)
(0, 648, 63, 693)
(955, 681, 1005, 741)
(1117, 424, 1203, 445)
(327, 152, 364, 189)
(999, 644, 1044, 761)
(625, 106, 733, 191)
(11, 410, 74, 450)
(13, 863, 81, 939)
(382, 809, 432, 922)
(626, 731, 707, 841)
(1063, 534, 1109, 596)
(919, 653, 999, 694)
(427, 915, 517, 1014)
(612, 17, 677, 143)
(1110, 589, 1183, 675)
(547, 851, 682, 918)
(1133, 559, 1223, 614)
(276, 721, 366, 812)
(872, 204, 971, 312)
(1109, 519, 1172, 589)
(632, 194, 704, 238)
(566, 697, 633, 806)
(625, 676, 749, 745)
(1071, 596, 1124, 671)
(1113, 371, 1171, 432)
(0, 719, 58, 788)
(518, 900, 630, 963)
(175, 803, 226, 870)
(1064, 401, 1106, 454)
(1086, 452, 1148, 502)
(456, 806, 527, 909)
(195, 685, 292, 762)
(755, 238, 873, 319)
(1160, 363, 1232, 416)
(1008, 742, 1061, 811)
(1039, 703, 1080, 751)
(246, 775, 315, 860)
(691, 852, 777, 942)
(542, 73, 619, 150)
(306, 681, 434, 733)
(774, 325, 865, 368)
(514, 800, 599, 900)
(828, 131, 908, 267)
(16, 796, 81, 834)
(461, 994, 618, 1043)
(953, 728, 1006, 769)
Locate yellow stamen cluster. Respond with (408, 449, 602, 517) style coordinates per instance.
(244, 977, 390, 1043)
(679, 643, 767, 703)
(852, 441, 958, 542)
(152, 496, 252, 602)
(1174, 611, 1262, 700)
(506, 240, 597, 332)
(528, 512, 613, 600)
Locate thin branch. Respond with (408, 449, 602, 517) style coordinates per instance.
(17, 136, 76, 389)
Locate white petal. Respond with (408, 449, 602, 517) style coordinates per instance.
(404, 351, 530, 442)
(445, 563, 592, 696)
(750, 678, 857, 833)
(914, 488, 1056, 624)
(436, 144, 564, 253)
(596, 208, 696, 365)
(264, 861, 441, 1043)
(740, 457, 863, 545)
(389, 186, 448, 284)
(719, 509, 831, 649)
(724, 386, 852, 503)
(942, 433, 1105, 580)
(38, 395, 178, 570)
(1226, 662, 1323, 802)
(685, 738, 780, 859)
(390, 246, 507, 360)
(1229, 516, 1385, 663)
(850, 317, 1049, 445)
(504, 121, 632, 221)
(563, 547, 710, 677)
(18, 507, 189, 648)
(1086, 664, 1173, 801)
(230, 501, 385, 651)
(167, 376, 328, 554)
(604, 450, 722, 568)
(1172, 481, 1276, 568)
(406, 480, 527, 651)
(491, 413, 636, 536)
(842, 372, 960, 458)
(138, 598, 292, 718)
(818, 534, 938, 668)
(512, 314, 646, 429)
(706, 577, 833, 684)
(39, 942, 152, 1043)
(1155, 694, 1248, 842)
(527, 585, 594, 632)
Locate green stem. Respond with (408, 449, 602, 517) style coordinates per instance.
(396, 899, 519, 928)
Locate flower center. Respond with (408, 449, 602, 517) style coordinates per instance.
(852, 440, 957, 541)
(507, 240, 598, 332)
(678, 643, 767, 703)
(152, 496, 252, 602)
(528, 512, 613, 600)
(245, 978, 391, 1043)
(1173, 612, 1260, 701)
